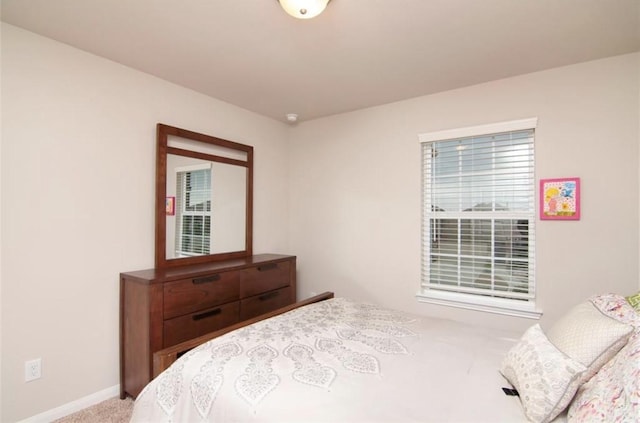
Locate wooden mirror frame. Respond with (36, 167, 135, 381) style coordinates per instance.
(155, 123, 253, 268)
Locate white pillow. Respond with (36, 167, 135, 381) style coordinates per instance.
(546, 301, 633, 383)
(500, 324, 586, 423)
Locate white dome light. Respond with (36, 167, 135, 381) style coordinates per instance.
(277, 0, 331, 19)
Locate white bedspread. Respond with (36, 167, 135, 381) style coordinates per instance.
(131, 298, 529, 422)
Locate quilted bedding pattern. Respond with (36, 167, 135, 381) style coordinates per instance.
(131, 298, 525, 422)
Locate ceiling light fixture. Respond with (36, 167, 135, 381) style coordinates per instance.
(277, 0, 331, 19)
(286, 113, 299, 123)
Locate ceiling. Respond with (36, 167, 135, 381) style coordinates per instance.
(2, 0, 639, 123)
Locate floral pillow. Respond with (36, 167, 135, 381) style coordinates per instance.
(592, 293, 640, 326)
(568, 294, 640, 422)
(568, 331, 639, 422)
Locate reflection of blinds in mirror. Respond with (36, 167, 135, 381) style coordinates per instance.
(175, 167, 212, 257)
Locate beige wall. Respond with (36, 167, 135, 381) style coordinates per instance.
(0, 18, 4, 422)
(289, 52, 640, 333)
(0, 23, 292, 422)
(1, 21, 640, 423)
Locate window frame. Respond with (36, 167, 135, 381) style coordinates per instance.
(417, 118, 542, 319)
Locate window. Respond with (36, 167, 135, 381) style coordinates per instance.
(418, 119, 540, 318)
(175, 165, 212, 257)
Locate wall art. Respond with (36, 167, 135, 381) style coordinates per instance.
(540, 177, 580, 220)
(165, 196, 175, 216)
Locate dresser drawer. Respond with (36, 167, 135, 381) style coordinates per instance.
(163, 301, 240, 347)
(163, 271, 240, 319)
(240, 286, 293, 321)
(240, 261, 291, 297)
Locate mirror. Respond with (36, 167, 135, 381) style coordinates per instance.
(155, 124, 253, 268)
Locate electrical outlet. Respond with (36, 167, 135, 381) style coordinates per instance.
(25, 358, 42, 382)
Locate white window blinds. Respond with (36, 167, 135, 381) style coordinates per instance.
(421, 123, 535, 305)
(175, 166, 212, 257)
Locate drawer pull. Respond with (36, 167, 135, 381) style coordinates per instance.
(192, 274, 220, 285)
(258, 291, 280, 301)
(192, 308, 222, 321)
(257, 263, 278, 272)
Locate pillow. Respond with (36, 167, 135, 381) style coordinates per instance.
(591, 293, 640, 327)
(500, 324, 586, 423)
(626, 292, 640, 312)
(568, 331, 640, 422)
(546, 301, 633, 384)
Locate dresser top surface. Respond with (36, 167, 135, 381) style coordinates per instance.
(121, 254, 295, 283)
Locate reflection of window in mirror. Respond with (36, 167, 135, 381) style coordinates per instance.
(175, 164, 212, 257)
(165, 151, 248, 261)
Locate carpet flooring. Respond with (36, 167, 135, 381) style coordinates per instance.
(53, 397, 134, 423)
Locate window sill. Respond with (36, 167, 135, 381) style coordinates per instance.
(416, 290, 543, 319)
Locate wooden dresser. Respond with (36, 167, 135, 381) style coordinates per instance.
(119, 253, 296, 399)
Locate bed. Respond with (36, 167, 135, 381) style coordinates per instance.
(130, 292, 640, 423)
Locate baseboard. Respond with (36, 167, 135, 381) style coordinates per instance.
(17, 385, 120, 423)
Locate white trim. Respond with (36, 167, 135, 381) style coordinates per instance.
(416, 290, 542, 319)
(419, 120, 538, 316)
(17, 385, 120, 423)
(418, 117, 538, 143)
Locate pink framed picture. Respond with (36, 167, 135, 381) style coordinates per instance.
(165, 196, 175, 216)
(540, 177, 580, 220)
